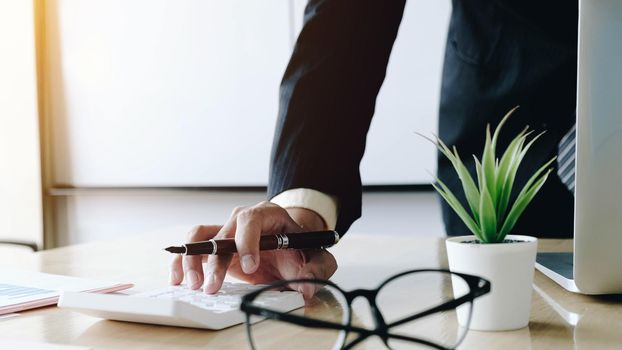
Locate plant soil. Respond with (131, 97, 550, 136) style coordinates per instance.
(461, 239, 526, 244)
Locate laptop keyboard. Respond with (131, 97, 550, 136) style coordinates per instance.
(536, 252, 574, 279)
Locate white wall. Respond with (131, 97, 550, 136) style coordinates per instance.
(362, 0, 448, 183)
(0, 1, 43, 247)
(45, 0, 449, 187)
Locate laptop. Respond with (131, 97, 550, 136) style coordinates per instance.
(535, 0, 622, 294)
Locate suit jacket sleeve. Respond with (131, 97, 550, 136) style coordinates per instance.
(268, 0, 406, 235)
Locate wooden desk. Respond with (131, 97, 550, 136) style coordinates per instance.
(1, 228, 621, 349)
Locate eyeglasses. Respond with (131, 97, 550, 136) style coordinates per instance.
(240, 269, 490, 350)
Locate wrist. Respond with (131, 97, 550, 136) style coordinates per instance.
(286, 207, 327, 231)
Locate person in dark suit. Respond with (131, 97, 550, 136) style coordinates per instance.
(170, 0, 578, 297)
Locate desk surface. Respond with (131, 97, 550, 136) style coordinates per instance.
(1, 228, 621, 349)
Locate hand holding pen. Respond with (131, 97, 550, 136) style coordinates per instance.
(168, 201, 339, 299)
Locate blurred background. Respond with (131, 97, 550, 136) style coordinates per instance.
(1, 0, 449, 251)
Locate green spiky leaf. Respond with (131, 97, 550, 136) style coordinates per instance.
(452, 146, 480, 220)
(479, 184, 497, 242)
(432, 178, 482, 239)
(495, 128, 529, 221)
(498, 168, 554, 238)
(482, 125, 497, 203)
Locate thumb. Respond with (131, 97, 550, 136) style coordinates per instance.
(295, 249, 338, 299)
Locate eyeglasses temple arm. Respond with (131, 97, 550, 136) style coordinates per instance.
(387, 293, 474, 329)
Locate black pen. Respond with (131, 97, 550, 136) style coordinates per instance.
(164, 230, 340, 255)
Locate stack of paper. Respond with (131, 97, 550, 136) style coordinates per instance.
(0, 269, 132, 315)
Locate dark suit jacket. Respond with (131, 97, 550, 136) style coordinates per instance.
(268, 0, 577, 238)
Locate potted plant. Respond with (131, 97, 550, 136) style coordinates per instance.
(423, 107, 556, 331)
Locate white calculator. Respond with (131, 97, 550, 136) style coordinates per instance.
(58, 282, 304, 330)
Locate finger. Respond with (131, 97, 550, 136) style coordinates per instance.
(235, 202, 303, 274)
(295, 249, 338, 299)
(203, 207, 243, 293)
(169, 254, 183, 285)
(183, 225, 220, 289)
(203, 254, 233, 294)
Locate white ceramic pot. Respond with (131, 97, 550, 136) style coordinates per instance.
(446, 235, 538, 331)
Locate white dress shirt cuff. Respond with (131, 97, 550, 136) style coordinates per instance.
(270, 188, 339, 230)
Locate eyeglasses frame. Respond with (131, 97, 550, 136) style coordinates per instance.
(240, 269, 491, 350)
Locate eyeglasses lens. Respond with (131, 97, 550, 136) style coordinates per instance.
(374, 271, 471, 349)
(247, 281, 351, 350)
